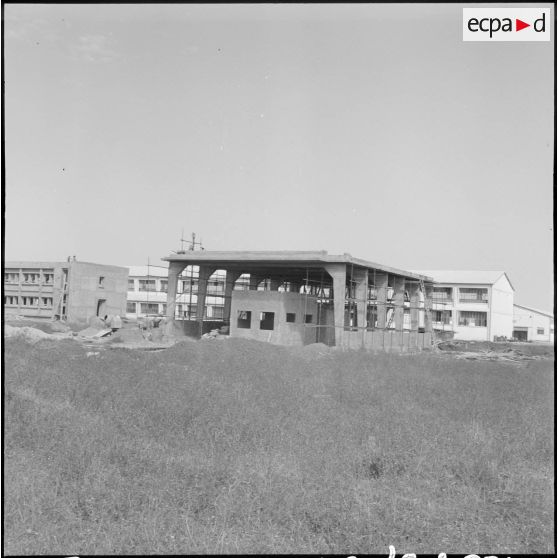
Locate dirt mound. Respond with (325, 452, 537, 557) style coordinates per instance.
(4, 320, 70, 334)
(160, 336, 287, 365)
(48, 321, 71, 333)
(288, 343, 332, 360)
(4, 325, 56, 343)
(89, 316, 107, 328)
(111, 328, 144, 343)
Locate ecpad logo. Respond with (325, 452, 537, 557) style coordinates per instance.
(463, 8, 550, 41)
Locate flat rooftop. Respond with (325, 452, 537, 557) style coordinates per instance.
(5, 261, 129, 272)
(163, 250, 433, 282)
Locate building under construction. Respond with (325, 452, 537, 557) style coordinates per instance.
(163, 251, 435, 351)
(4, 260, 128, 322)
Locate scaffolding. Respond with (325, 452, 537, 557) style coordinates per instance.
(293, 265, 432, 349)
(162, 247, 435, 350)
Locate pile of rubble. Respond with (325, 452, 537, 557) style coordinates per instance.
(437, 340, 552, 365)
(201, 325, 230, 340)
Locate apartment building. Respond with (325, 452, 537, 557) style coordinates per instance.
(415, 270, 514, 341)
(4, 260, 128, 322)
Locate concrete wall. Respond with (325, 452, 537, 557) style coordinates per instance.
(66, 262, 128, 322)
(230, 290, 317, 345)
(337, 329, 432, 352)
(513, 305, 554, 342)
(228, 291, 432, 351)
(489, 274, 514, 339)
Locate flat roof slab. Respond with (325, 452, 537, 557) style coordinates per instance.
(162, 250, 433, 282)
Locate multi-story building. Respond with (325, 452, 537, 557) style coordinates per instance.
(126, 266, 169, 319)
(4, 260, 128, 322)
(126, 265, 250, 320)
(414, 270, 514, 341)
(513, 304, 554, 342)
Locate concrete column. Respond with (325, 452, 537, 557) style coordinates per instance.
(353, 268, 368, 330)
(270, 279, 281, 291)
(409, 281, 421, 331)
(223, 270, 242, 323)
(166, 261, 186, 321)
(196, 266, 215, 326)
(324, 264, 347, 347)
(393, 277, 405, 331)
(249, 274, 263, 291)
(424, 282, 434, 333)
(290, 282, 301, 293)
(375, 272, 388, 328)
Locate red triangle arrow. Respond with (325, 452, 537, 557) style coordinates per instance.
(516, 19, 530, 31)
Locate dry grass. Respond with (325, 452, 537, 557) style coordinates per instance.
(3, 337, 554, 554)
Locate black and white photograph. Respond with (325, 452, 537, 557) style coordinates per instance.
(3, 2, 555, 555)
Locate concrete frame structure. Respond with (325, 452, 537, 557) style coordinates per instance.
(513, 304, 554, 343)
(162, 251, 434, 351)
(126, 265, 233, 320)
(415, 270, 515, 341)
(4, 260, 128, 322)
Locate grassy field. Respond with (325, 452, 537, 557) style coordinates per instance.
(4, 336, 554, 554)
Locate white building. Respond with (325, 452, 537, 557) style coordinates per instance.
(415, 270, 515, 341)
(126, 265, 246, 321)
(126, 266, 169, 319)
(513, 304, 554, 343)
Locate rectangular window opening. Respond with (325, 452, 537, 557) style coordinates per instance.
(237, 310, 252, 329)
(433, 287, 453, 301)
(286, 312, 296, 323)
(140, 302, 160, 315)
(459, 288, 488, 303)
(458, 311, 487, 327)
(260, 311, 275, 330)
(139, 279, 156, 292)
(212, 306, 225, 319)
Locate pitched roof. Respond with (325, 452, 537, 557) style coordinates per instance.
(413, 270, 513, 289)
(513, 304, 554, 318)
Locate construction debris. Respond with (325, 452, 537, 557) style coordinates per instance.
(78, 327, 113, 339)
(436, 340, 553, 366)
(201, 328, 221, 340)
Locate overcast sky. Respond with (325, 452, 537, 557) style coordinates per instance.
(4, 3, 554, 310)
